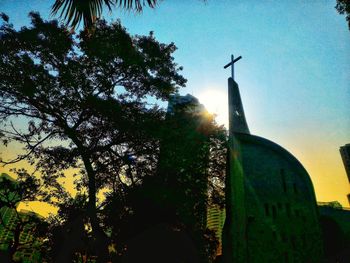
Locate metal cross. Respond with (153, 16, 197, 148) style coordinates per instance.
(224, 54, 242, 80)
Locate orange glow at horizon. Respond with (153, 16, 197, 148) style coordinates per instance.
(1, 108, 349, 218)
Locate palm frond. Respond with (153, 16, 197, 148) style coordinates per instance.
(51, 0, 159, 29)
(51, 0, 114, 29)
(116, 0, 158, 11)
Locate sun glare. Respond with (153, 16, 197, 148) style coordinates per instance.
(197, 89, 228, 127)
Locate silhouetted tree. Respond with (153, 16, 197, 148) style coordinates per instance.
(0, 12, 185, 261)
(153, 98, 226, 262)
(99, 99, 226, 262)
(0, 10, 226, 262)
(336, 0, 350, 30)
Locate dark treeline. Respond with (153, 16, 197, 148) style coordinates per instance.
(0, 13, 226, 262)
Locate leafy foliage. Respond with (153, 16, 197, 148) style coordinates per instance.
(336, 0, 350, 30)
(0, 12, 185, 261)
(325, 201, 343, 209)
(0, 12, 225, 262)
(98, 99, 226, 262)
(155, 98, 226, 262)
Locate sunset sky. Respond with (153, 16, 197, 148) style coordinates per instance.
(0, 0, 349, 212)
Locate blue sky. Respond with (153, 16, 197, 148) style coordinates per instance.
(1, 0, 350, 206)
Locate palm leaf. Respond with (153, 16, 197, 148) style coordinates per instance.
(116, 0, 157, 11)
(51, 0, 158, 29)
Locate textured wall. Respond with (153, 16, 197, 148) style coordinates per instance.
(237, 133, 323, 263)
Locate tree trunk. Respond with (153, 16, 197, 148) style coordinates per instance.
(53, 128, 105, 261)
(66, 129, 110, 262)
(80, 154, 110, 262)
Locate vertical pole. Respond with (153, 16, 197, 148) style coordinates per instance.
(231, 54, 234, 80)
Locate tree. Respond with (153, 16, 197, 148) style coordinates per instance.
(99, 96, 226, 262)
(157, 96, 226, 262)
(326, 201, 343, 209)
(336, 0, 350, 30)
(51, 0, 158, 29)
(0, 12, 185, 261)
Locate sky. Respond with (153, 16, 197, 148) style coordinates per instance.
(0, 0, 349, 212)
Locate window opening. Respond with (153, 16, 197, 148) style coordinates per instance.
(264, 203, 269, 216)
(293, 183, 298, 194)
(281, 169, 287, 193)
(286, 203, 291, 217)
(272, 205, 277, 220)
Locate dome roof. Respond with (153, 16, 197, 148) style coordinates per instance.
(236, 133, 315, 186)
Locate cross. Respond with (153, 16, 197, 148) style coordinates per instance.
(224, 54, 242, 80)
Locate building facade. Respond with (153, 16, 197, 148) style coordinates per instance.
(318, 203, 350, 262)
(238, 133, 323, 263)
(207, 206, 226, 255)
(0, 174, 42, 263)
(221, 78, 323, 262)
(339, 144, 350, 205)
(340, 144, 350, 182)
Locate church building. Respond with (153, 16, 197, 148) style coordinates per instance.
(219, 75, 324, 263)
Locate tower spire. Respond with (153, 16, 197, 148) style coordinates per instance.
(222, 54, 248, 263)
(228, 78, 250, 134)
(224, 54, 250, 134)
